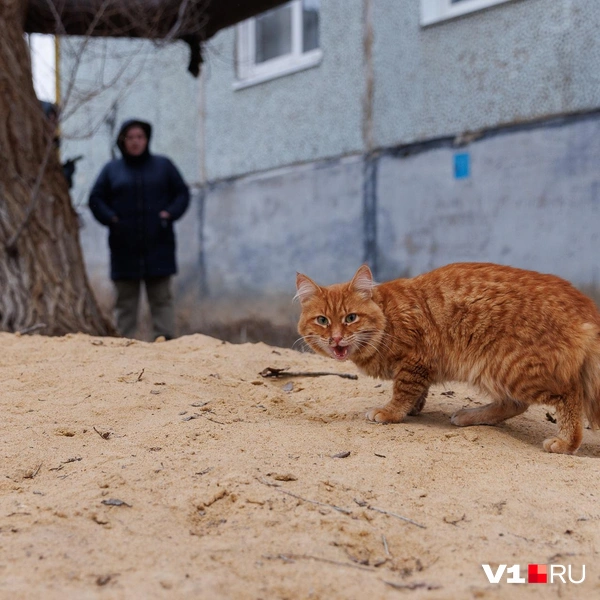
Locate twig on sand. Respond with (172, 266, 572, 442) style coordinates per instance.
(101, 498, 132, 508)
(368, 506, 426, 529)
(201, 413, 226, 425)
(256, 478, 352, 514)
(24, 463, 43, 479)
(257, 479, 425, 528)
(384, 580, 441, 591)
(195, 467, 213, 476)
(93, 427, 111, 440)
(382, 534, 391, 557)
(354, 499, 426, 529)
(276, 488, 353, 515)
(255, 476, 281, 488)
(264, 553, 375, 572)
(259, 367, 358, 380)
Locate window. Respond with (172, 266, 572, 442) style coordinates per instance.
(236, 0, 322, 89)
(421, 0, 516, 26)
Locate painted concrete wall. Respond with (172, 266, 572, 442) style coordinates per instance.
(202, 0, 365, 180)
(201, 0, 600, 176)
(375, 115, 600, 286)
(372, 0, 600, 147)
(200, 113, 600, 297)
(203, 154, 365, 296)
(195, 0, 600, 294)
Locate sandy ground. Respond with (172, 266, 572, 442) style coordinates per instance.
(1, 332, 599, 599)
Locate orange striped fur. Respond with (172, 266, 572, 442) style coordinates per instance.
(296, 263, 600, 454)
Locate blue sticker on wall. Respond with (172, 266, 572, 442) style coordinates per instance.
(454, 153, 470, 179)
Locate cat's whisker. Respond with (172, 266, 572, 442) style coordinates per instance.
(355, 338, 389, 359)
(292, 337, 315, 353)
(348, 332, 390, 359)
(353, 331, 394, 355)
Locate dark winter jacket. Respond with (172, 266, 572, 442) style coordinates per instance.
(89, 119, 190, 280)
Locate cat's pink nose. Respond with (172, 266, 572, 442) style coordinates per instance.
(330, 335, 343, 346)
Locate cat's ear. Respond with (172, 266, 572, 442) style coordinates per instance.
(295, 273, 321, 304)
(350, 264, 376, 299)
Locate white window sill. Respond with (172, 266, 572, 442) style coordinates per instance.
(233, 49, 323, 90)
(421, 0, 516, 27)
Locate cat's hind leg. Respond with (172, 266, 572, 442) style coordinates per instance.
(542, 394, 583, 455)
(450, 398, 528, 427)
(366, 362, 429, 423)
(408, 390, 428, 416)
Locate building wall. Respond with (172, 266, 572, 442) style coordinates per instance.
(375, 114, 600, 285)
(203, 154, 365, 296)
(373, 0, 600, 147)
(202, 0, 600, 175)
(202, 0, 366, 180)
(196, 0, 600, 295)
(200, 112, 600, 296)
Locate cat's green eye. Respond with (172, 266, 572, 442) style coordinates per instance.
(345, 313, 358, 324)
(316, 316, 329, 326)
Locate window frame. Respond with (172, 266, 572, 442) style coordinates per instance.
(235, 0, 322, 90)
(420, 0, 517, 26)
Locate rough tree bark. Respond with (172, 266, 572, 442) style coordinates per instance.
(0, 0, 114, 335)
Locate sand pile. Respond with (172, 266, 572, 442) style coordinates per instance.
(0, 332, 598, 598)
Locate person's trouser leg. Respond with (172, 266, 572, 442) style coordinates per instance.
(113, 279, 141, 338)
(145, 276, 175, 340)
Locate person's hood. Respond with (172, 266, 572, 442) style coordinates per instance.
(116, 119, 152, 157)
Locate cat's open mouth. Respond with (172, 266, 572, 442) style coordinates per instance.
(331, 345, 349, 360)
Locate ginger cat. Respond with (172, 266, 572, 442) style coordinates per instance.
(296, 263, 600, 454)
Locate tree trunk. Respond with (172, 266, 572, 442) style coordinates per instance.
(0, 0, 114, 335)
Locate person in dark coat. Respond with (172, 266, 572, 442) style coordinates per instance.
(89, 119, 190, 340)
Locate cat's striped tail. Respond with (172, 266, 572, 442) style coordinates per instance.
(581, 322, 600, 429)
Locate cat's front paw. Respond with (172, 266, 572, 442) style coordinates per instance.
(450, 409, 472, 427)
(543, 437, 578, 455)
(366, 407, 404, 424)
